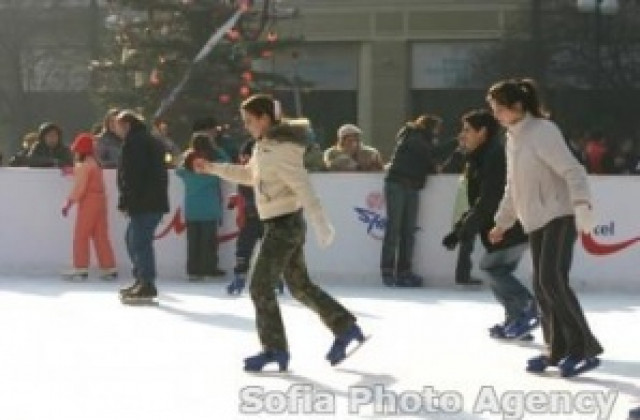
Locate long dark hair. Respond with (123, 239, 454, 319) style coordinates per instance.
(462, 109, 501, 140)
(240, 94, 280, 124)
(412, 114, 442, 134)
(486, 78, 548, 118)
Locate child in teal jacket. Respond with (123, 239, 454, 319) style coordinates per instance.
(176, 133, 230, 280)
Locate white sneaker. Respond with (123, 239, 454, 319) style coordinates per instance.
(61, 268, 88, 281)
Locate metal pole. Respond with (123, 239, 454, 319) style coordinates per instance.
(530, 0, 543, 82)
(595, 0, 602, 91)
(594, 0, 603, 114)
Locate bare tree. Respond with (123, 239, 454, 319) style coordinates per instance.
(0, 2, 32, 149)
(470, 0, 640, 133)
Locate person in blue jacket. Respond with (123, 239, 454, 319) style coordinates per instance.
(176, 133, 230, 280)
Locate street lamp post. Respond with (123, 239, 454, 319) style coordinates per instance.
(577, 0, 618, 115)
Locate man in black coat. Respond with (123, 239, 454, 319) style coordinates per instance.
(442, 109, 538, 340)
(115, 110, 169, 302)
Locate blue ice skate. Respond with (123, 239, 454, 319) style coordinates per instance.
(489, 323, 506, 338)
(326, 324, 366, 366)
(276, 279, 285, 295)
(503, 303, 540, 339)
(244, 349, 290, 372)
(395, 272, 423, 287)
(227, 273, 246, 295)
(629, 406, 640, 420)
(558, 355, 600, 377)
(381, 270, 395, 287)
(489, 323, 534, 341)
(526, 355, 552, 373)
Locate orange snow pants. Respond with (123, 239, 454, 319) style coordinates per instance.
(73, 194, 116, 269)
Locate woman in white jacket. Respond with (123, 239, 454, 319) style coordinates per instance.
(194, 94, 365, 372)
(486, 78, 603, 377)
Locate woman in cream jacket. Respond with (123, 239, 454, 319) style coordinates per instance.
(195, 94, 365, 372)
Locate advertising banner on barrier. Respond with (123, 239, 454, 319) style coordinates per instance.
(0, 169, 637, 291)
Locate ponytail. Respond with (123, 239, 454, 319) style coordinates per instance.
(486, 78, 549, 118)
(240, 94, 282, 124)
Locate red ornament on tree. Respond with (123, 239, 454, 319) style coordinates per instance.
(218, 93, 231, 104)
(241, 71, 253, 83)
(238, 0, 252, 12)
(261, 50, 273, 58)
(227, 29, 240, 42)
(239, 85, 251, 97)
(266, 31, 278, 43)
(149, 68, 161, 86)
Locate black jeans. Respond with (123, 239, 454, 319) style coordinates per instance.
(529, 216, 603, 364)
(186, 220, 220, 276)
(455, 235, 475, 283)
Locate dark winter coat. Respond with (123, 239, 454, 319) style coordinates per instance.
(117, 122, 169, 215)
(454, 135, 527, 252)
(27, 141, 73, 168)
(385, 123, 436, 189)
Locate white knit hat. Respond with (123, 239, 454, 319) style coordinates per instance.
(337, 123, 362, 139)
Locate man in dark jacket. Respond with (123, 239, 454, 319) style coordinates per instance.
(442, 109, 538, 340)
(27, 122, 73, 168)
(115, 110, 169, 302)
(381, 114, 439, 287)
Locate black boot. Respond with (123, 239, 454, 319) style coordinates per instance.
(119, 280, 140, 296)
(121, 282, 157, 301)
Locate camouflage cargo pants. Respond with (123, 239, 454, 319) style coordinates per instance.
(250, 210, 356, 351)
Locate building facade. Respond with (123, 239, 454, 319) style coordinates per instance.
(269, 0, 530, 156)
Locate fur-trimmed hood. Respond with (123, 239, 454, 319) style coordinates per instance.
(265, 118, 310, 146)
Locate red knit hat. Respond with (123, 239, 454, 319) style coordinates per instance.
(71, 132, 95, 155)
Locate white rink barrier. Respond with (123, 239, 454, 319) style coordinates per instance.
(1, 169, 639, 291)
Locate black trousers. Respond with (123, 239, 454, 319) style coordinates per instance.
(529, 216, 603, 364)
(186, 221, 219, 276)
(455, 234, 475, 283)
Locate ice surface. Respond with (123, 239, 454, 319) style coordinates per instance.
(0, 277, 638, 420)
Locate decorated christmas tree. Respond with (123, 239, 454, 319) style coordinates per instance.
(91, 0, 297, 148)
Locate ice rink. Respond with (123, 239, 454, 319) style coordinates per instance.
(1, 277, 638, 420)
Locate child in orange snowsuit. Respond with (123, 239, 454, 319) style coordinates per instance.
(62, 133, 117, 279)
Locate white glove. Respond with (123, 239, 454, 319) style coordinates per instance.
(574, 203, 595, 234)
(315, 222, 335, 249)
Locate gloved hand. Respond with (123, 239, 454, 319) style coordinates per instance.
(61, 200, 73, 217)
(441, 231, 459, 250)
(227, 193, 240, 210)
(574, 203, 595, 234)
(315, 221, 335, 249)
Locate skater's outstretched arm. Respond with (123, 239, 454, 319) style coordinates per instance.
(194, 158, 253, 186)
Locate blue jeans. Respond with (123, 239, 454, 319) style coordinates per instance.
(380, 180, 419, 275)
(125, 213, 163, 284)
(480, 243, 533, 323)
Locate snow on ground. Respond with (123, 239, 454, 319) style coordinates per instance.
(0, 277, 638, 420)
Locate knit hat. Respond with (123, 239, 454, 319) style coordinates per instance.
(337, 123, 362, 139)
(71, 132, 95, 155)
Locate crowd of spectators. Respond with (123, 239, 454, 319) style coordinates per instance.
(2, 112, 639, 176)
